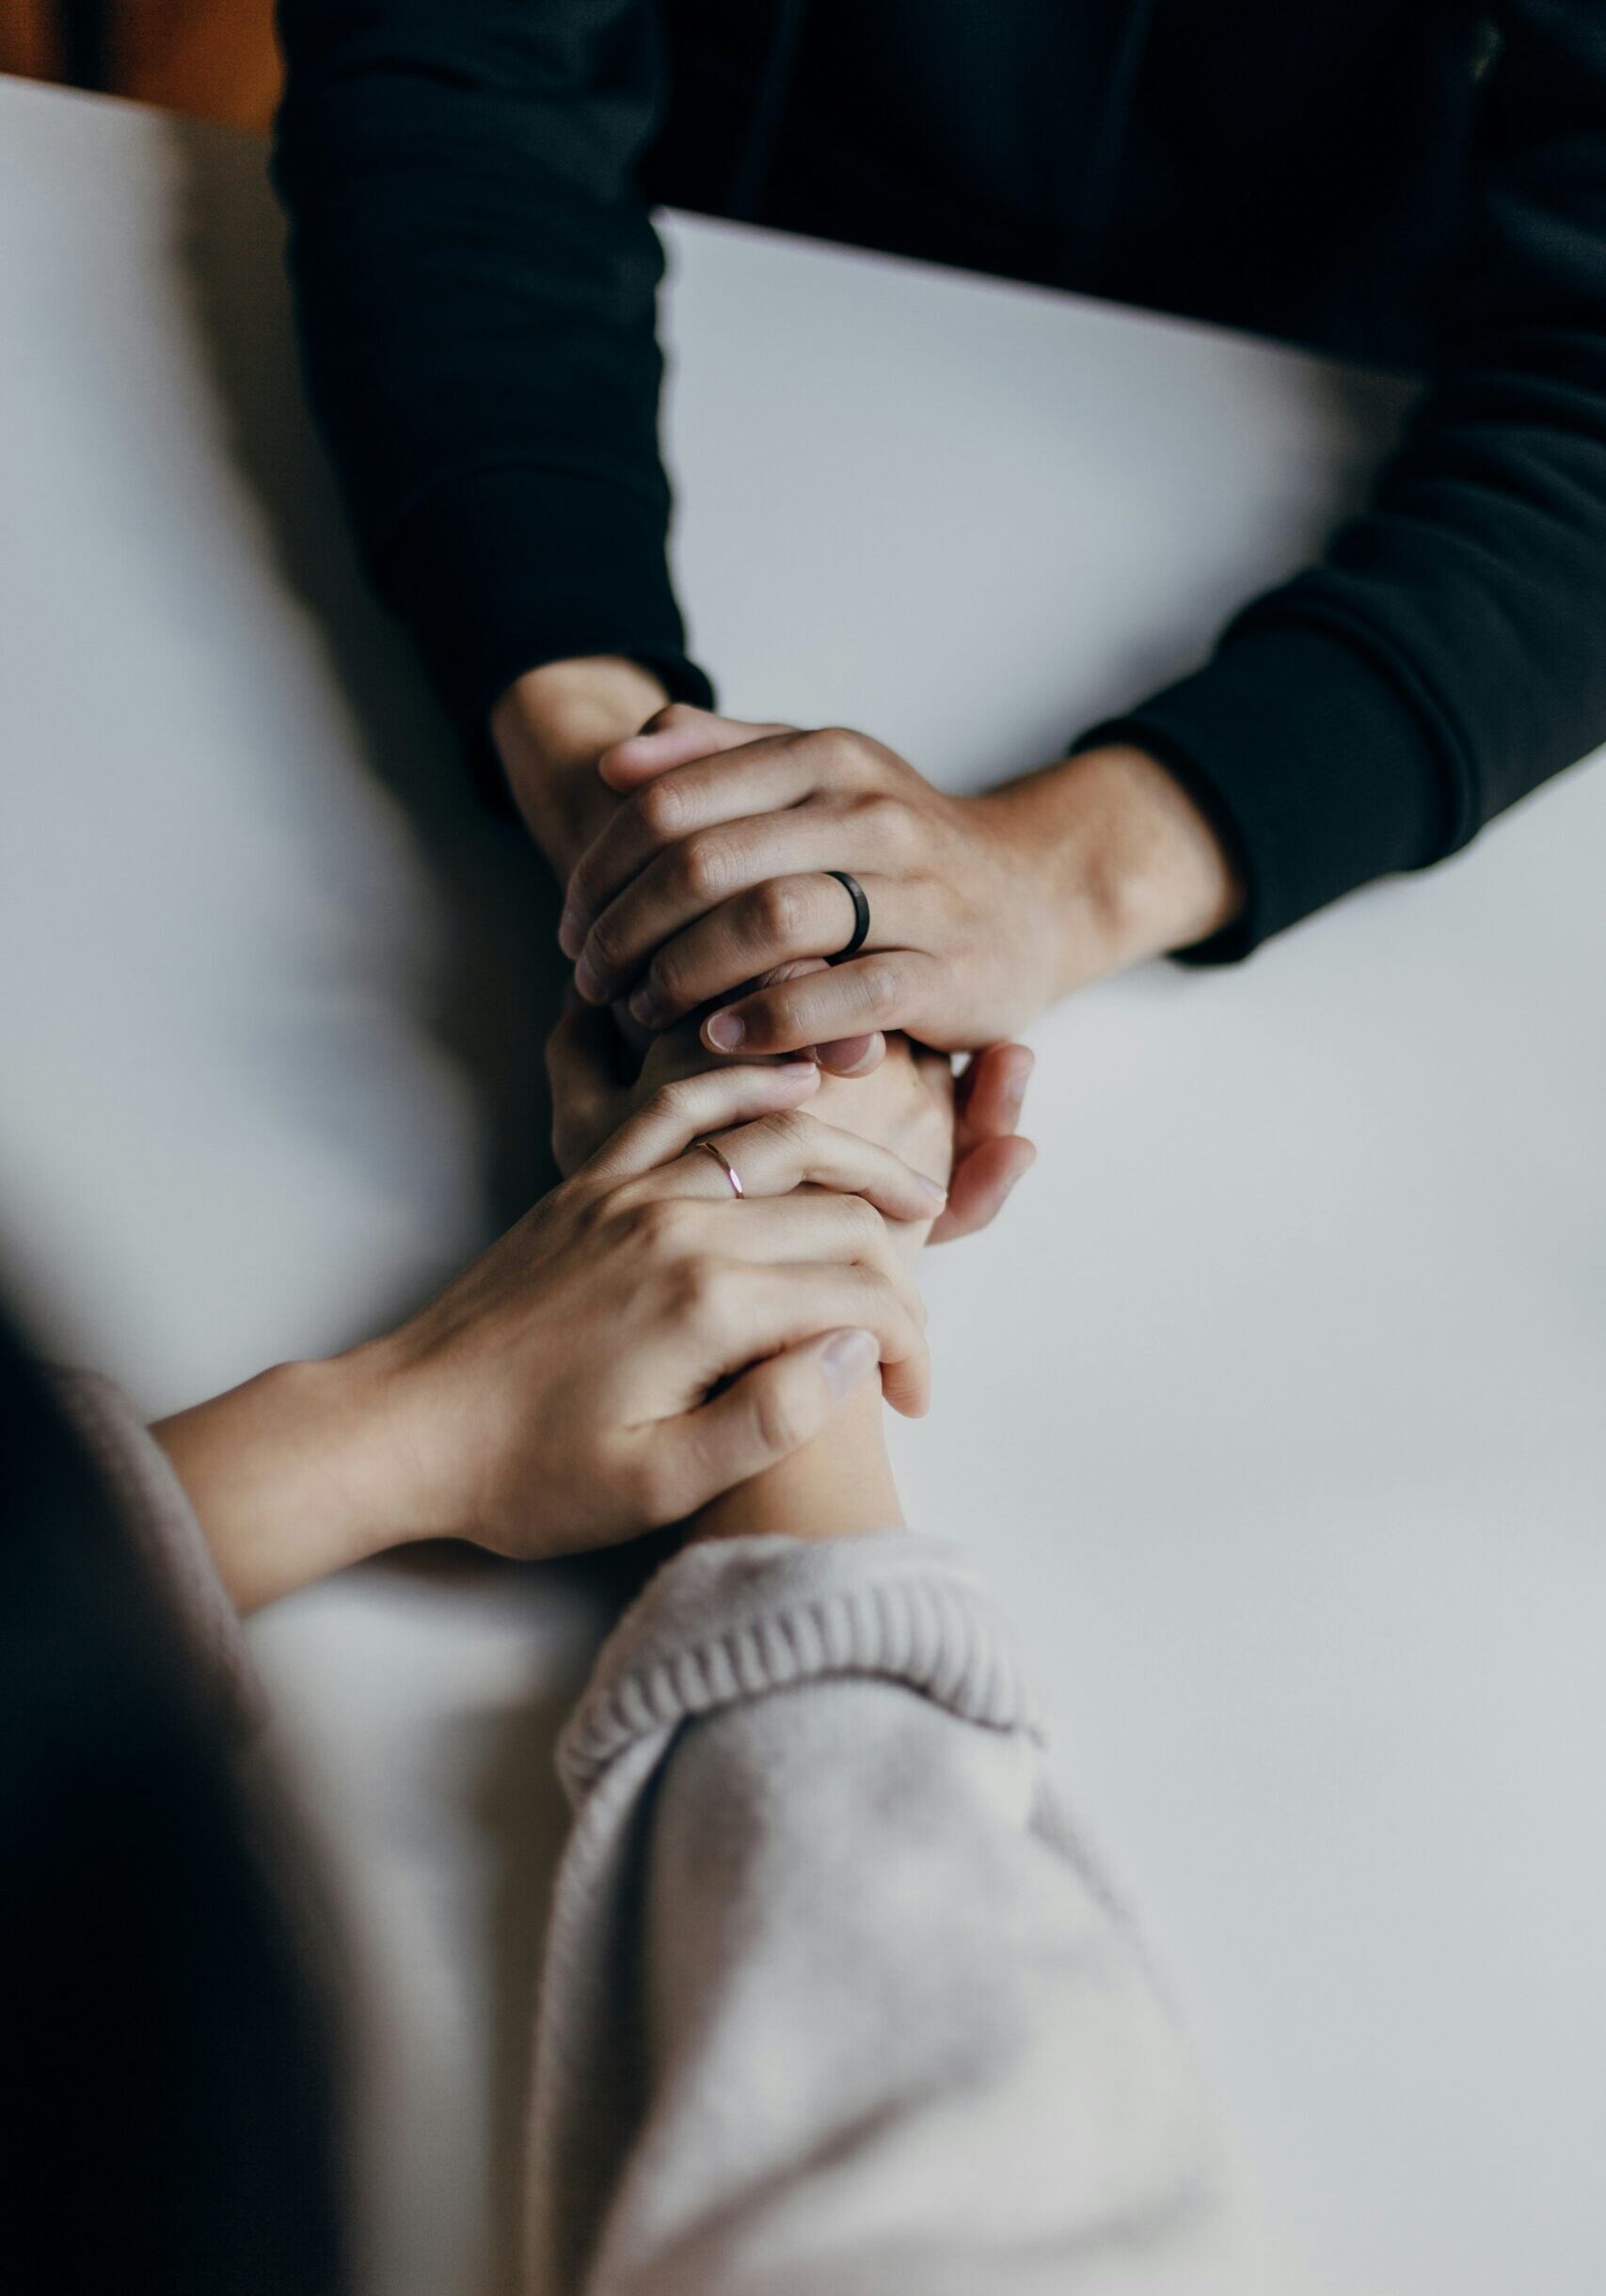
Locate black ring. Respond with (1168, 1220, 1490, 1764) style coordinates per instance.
(825, 870, 870, 962)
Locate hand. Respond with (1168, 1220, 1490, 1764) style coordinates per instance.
(681, 1033, 1026, 1544)
(154, 1063, 941, 1610)
(771, 1021, 1037, 1247)
(557, 1005, 958, 1243)
(549, 1001, 1035, 1245)
(559, 705, 1241, 1069)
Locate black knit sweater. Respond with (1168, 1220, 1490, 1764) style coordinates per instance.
(274, 0, 1606, 957)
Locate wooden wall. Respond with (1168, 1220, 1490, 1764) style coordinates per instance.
(1, 1, 282, 130)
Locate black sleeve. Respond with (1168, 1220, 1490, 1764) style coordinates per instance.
(273, 0, 713, 727)
(1081, 1, 1606, 959)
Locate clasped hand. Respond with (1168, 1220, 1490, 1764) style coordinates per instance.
(559, 705, 1073, 1073)
(158, 1033, 955, 1611)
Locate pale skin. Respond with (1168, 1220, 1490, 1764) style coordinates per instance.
(154, 1052, 947, 1613)
(550, 1007, 967, 1544)
(155, 1009, 977, 1611)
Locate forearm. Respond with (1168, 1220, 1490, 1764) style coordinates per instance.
(151, 1348, 420, 1615)
(491, 655, 669, 878)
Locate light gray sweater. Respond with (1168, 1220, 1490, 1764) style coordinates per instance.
(62, 1373, 1240, 2295)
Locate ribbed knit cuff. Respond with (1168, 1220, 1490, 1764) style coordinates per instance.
(378, 465, 716, 731)
(1076, 613, 1457, 963)
(560, 1531, 1044, 1804)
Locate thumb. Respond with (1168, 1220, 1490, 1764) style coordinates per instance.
(598, 705, 787, 789)
(674, 1327, 880, 1502)
(929, 1132, 1036, 1244)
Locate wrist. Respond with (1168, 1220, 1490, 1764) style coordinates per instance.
(992, 742, 1243, 998)
(685, 1381, 903, 1547)
(490, 655, 669, 877)
(151, 1348, 421, 1614)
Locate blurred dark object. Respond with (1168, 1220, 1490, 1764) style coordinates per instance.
(0, 1306, 345, 2293)
(0, 0, 282, 130)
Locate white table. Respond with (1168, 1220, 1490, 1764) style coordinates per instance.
(3, 74, 1603, 2296)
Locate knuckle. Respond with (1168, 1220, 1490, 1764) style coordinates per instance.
(570, 1177, 616, 1233)
(644, 1075, 695, 1124)
(615, 1194, 670, 1254)
(634, 777, 684, 840)
(644, 1074, 715, 1138)
(753, 1379, 809, 1459)
(850, 954, 901, 1018)
(816, 725, 863, 773)
(646, 946, 692, 1011)
(585, 906, 629, 974)
(676, 834, 729, 904)
(643, 1195, 698, 1254)
(675, 1253, 729, 1322)
(865, 791, 914, 855)
(755, 1106, 813, 1162)
(613, 1196, 657, 1249)
(753, 876, 806, 945)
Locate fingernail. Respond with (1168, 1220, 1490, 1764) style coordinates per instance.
(1005, 1071, 1028, 1110)
(574, 951, 604, 1002)
(821, 1328, 877, 1398)
(776, 1061, 819, 1084)
(706, 1010, 745, 1051)
(558, 903, 584, 959)
(916, 1171, 949, 1204)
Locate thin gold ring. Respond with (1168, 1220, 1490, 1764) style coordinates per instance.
(694, 1138, 744, 1199)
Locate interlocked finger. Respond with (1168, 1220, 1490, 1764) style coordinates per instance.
(629, 871, 900, 1030)
(577, 807, 898, 1004)
(703, 949, 938, 1059)
(564, 728, 817, 951)
(628, 1191, 928, 1332)
(630, 1106, 947, 1226)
